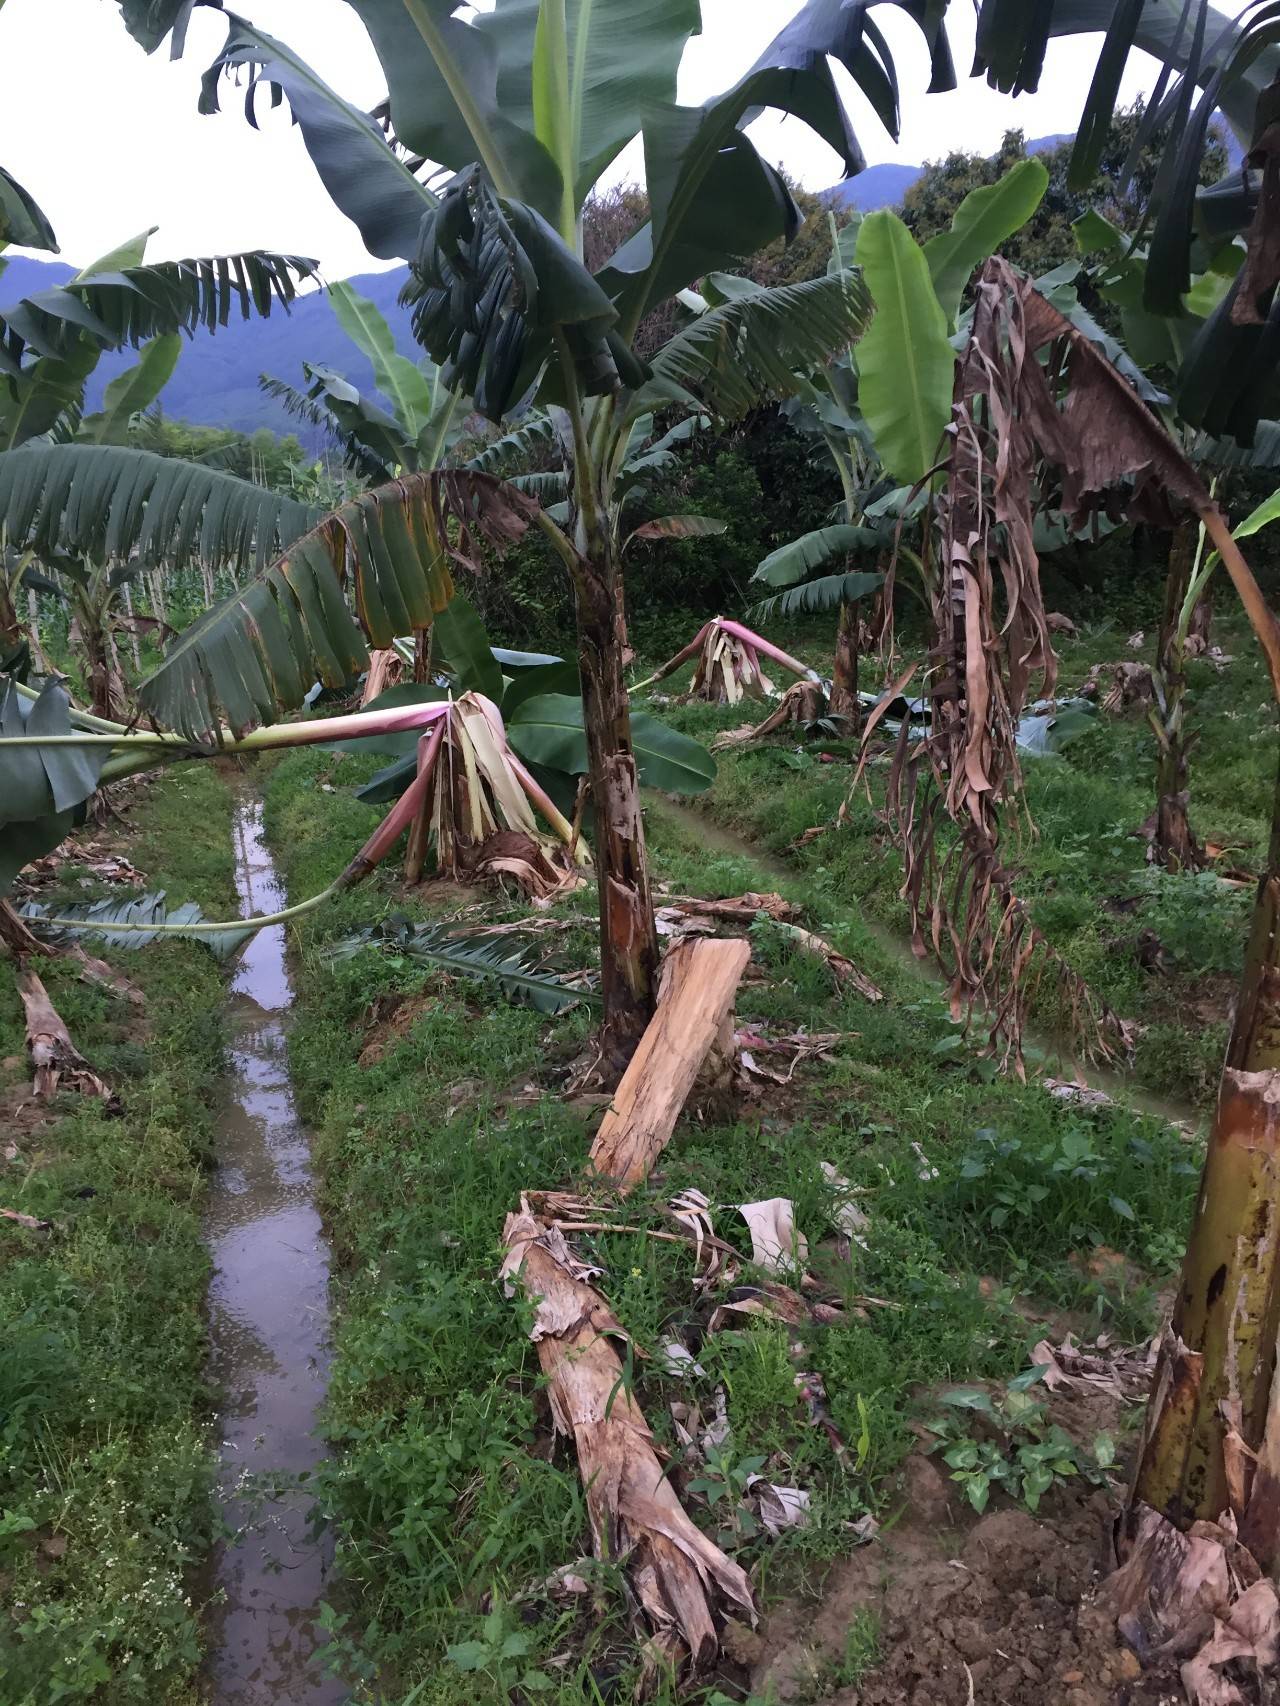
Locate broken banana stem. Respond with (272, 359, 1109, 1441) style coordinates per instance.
(500, 1207, 753, 1667)
(501, 937, 757, 1677)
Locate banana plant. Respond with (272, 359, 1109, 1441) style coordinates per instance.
(111, 2, 898, 1070)
(346, 591, 716, 816)
(0, 227, 317, 451)
(745, 161, 1049, 718)
(260, 280, 467, 479)
(1073, 209, 1280, 871)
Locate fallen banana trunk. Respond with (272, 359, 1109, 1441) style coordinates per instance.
(500, 1207, 753, 1667)
(360, 645, 406, 707)
(17, 968, 116, 1105)
(501, 936, 756, 1679)
(711, 678, 829, 750)
(588, 937, 752, 1189)
(1, 1206, 51, 1231)
(403, 693, 590, 898)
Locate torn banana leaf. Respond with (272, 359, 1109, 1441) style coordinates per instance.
(324, 918, 596, 1015)
(17, 892, 257, 961)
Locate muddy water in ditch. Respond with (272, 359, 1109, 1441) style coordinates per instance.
(204, 799, 346, 1705)
(651, 794, 1203, 1134)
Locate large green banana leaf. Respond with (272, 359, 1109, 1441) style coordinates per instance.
(80, 335, 182, 445)
(0, 444, 317, 577)
(507, 693, 716, 794)
(197, 17, 436, 262)
(0, 166, 58, 252)
(643, 273, 871, 421)
(138, 471, 539, 740)
(431, 591, 505, 702)
(475, 0, 699, 212)
(855, 211, 955, 486)
(923, 159, 1049, 330)
(347, 0, 562, 218)
(0, 679, 105, 897)
(752, 526, 886, 589)
(328, 281, 437, 443)
(751, 569, 886, 623)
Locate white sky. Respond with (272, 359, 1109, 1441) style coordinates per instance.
(2, 0, 1159, 279)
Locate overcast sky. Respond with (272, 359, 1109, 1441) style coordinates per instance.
(3, 0, 1159, 279)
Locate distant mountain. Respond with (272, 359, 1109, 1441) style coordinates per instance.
(0, 120, 1249, 442)
(826, 133, 1073, 212)
(827, 162, 922, 212)
(0, 253, 418, 446)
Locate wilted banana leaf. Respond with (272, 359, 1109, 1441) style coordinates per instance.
(624, 515, 727, 548)
(138, 472, 539, 740)
(507, 693, 716, 794)
(1014, 699, 1098, 757)
(16, 892, 257, 962)
(324, 916, 595, 1014)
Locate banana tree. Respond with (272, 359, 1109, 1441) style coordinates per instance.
(328, 589, 715, 888)
(261, 279, 466, 481)
(1074, 208, 1280, 870)
(742, 160, 1052, 722)
(113, 3, 896, 1068)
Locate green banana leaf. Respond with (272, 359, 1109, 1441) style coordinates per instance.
(923, 159, 1049, 331)
(855, 211, 955, 486)
(198, 15, 438, 261)
(507, 693, 715, 794)
(329, 281, 437, 442)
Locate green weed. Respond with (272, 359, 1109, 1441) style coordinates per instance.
(0, 765, 235, 1705)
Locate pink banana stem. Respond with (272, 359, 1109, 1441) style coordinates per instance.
(336, 718, 448, 889)
(265, 700, 452, 750)
(716, 618, 818, 681)
(506, 746, 581, 849)
(465, 691, 583, 852)
(629, 621, 712, 693)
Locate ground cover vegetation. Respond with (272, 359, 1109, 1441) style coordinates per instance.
(0, 767, 235, 1705)
(8, 0, 1280, 1699)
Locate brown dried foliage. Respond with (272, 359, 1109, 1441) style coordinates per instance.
(881, 257, 1235, 1066)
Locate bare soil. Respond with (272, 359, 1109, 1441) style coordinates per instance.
(749, 1387, 1192, 1706)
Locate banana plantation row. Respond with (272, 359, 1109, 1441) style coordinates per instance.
(6, 0, 1280, 1697)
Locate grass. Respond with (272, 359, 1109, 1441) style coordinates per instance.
(257, 732, 1205, 1704)
(0, 765, 235, 1706)
(644, 599, 1277, 1110)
